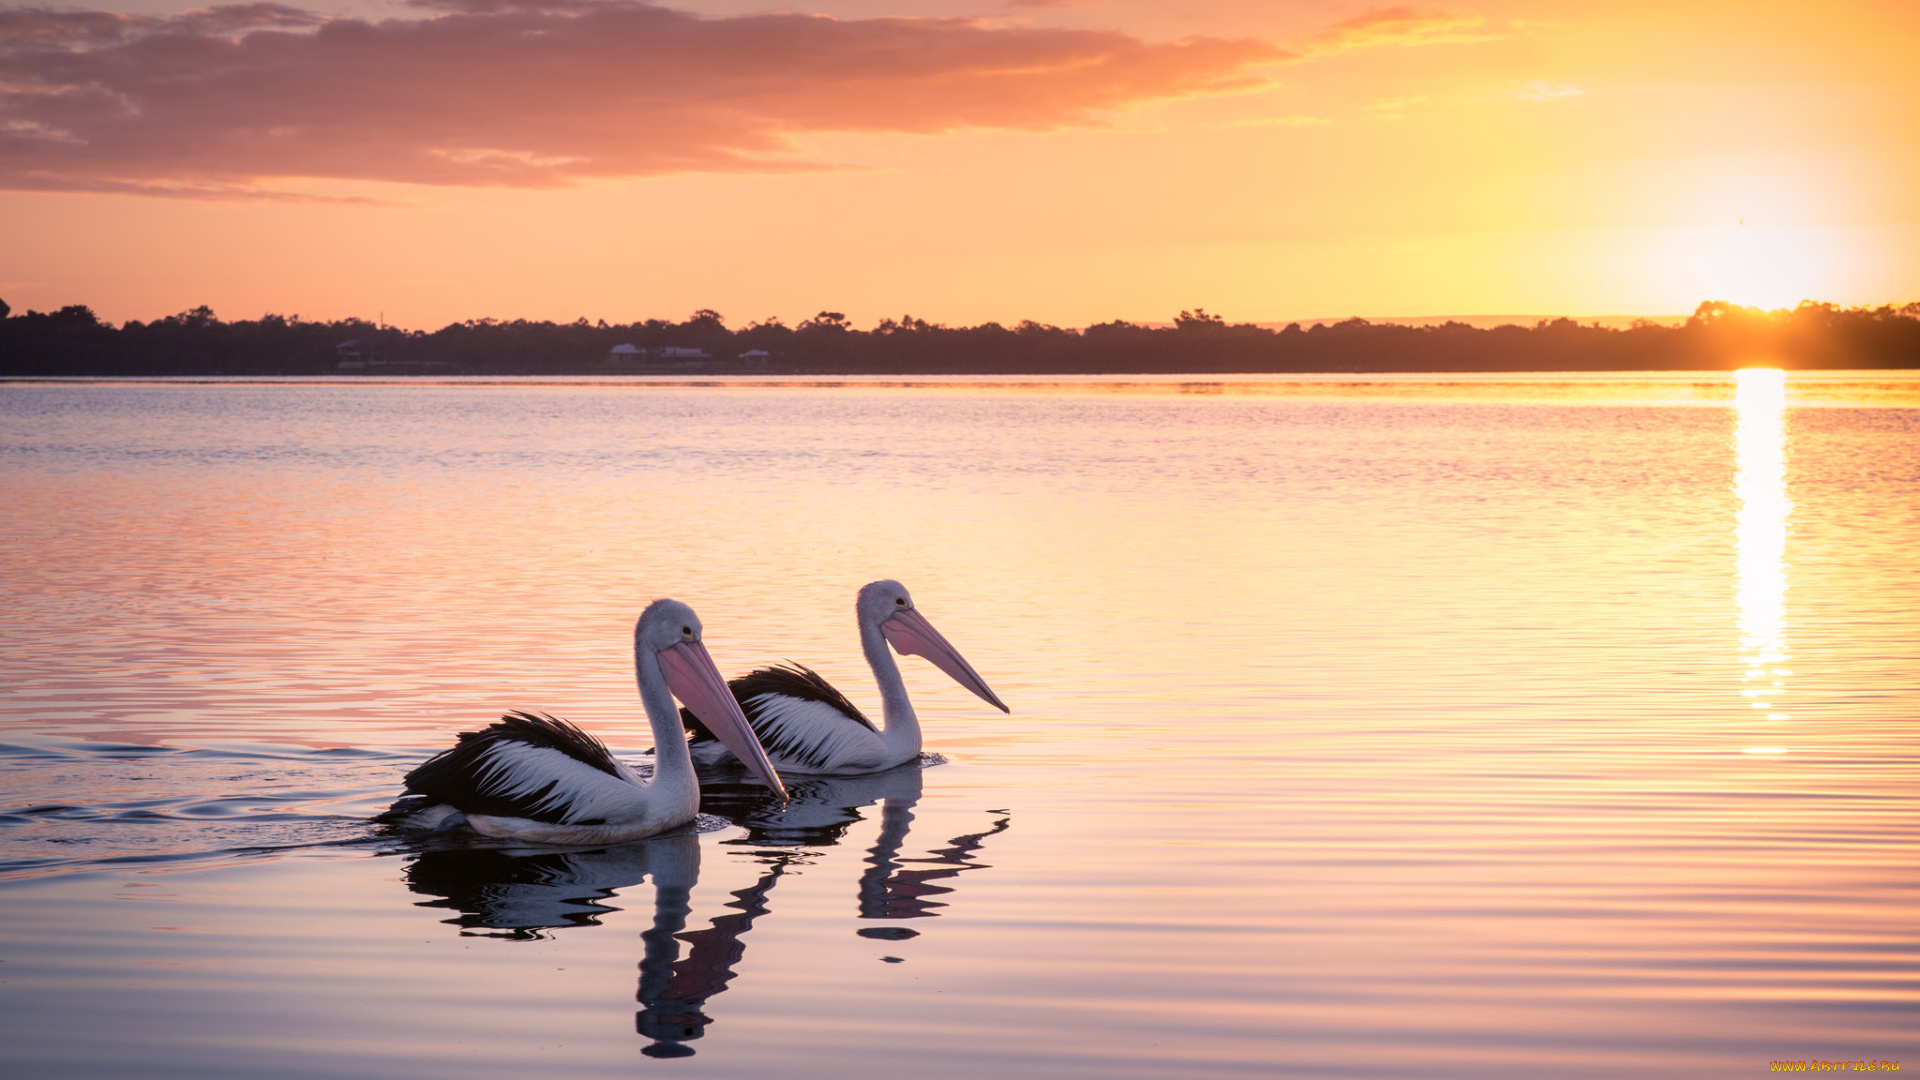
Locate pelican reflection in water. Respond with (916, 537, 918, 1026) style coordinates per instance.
(394, 763, 1009, 1057)
(704, 763, 1011, 925)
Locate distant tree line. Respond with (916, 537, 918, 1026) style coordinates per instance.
(1, 297, 1915, 376)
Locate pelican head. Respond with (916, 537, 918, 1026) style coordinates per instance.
(857, 580, 1009, 713)
(638, 599, 786, 798)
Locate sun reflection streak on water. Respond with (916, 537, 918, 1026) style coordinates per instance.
(1734, 369, 1792, 728)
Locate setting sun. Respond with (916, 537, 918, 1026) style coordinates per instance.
(1683, 225, 1848, 312)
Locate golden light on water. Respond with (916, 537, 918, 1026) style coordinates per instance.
(7, 377, 1920, 1074)
(1734, 369, 1791, 721)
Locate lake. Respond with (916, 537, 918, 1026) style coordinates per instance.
(2, 373, 1916, 1078)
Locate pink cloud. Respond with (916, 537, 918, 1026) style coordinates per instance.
(0, 4, 320, 46)
(0, 0, 1288, 195)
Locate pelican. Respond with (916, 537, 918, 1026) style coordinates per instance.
(383, 599, 785, 844)
(683, 580, 1007, 775)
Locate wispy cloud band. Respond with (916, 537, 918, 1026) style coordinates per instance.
(0, 0, 1286, 195)
(0, 2, 1500, 198)
(1302, 6, 1495, 56)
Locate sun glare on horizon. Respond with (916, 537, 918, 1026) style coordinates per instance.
(1683, 224, 1850, 314)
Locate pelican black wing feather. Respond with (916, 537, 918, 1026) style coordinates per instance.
(400, 710, 621, 824)
(682, 662, 877, 742)
(736, 663, 877, 732)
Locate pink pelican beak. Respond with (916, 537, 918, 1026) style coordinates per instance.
(658, 640, 787, 800)
(880, 607, 1010, 713)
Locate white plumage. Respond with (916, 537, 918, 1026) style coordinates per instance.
(684, 580, 1007, 776)
(383, 599, 785, 844)
(741, 691, 891, 773)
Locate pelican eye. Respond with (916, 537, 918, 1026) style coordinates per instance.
(895, 597, 908, 607)
(680, 626, 695, 639)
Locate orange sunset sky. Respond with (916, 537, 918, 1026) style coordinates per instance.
(1, 0, 1916, 329)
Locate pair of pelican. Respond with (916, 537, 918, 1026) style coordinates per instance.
(384, 581, 1007, 844)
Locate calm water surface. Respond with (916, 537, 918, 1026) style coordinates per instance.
(2, 374, 1916, 1078)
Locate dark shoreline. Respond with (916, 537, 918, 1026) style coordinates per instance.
(4, 299, 1916, 377)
